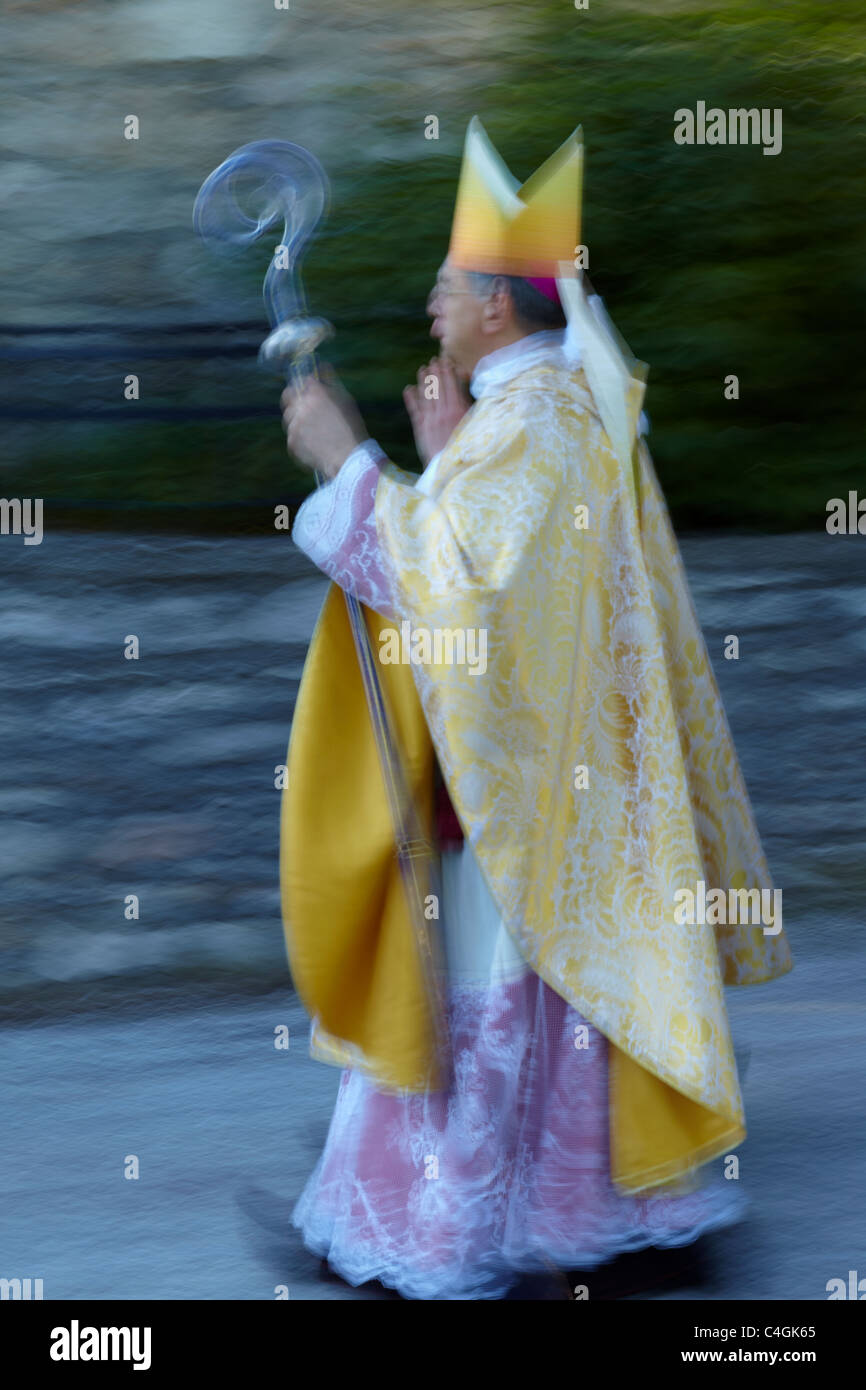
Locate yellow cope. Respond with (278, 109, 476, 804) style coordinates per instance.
(281, 355, 792, 1193)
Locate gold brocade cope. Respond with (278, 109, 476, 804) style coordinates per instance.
(372, 355, 793, 1193)
(282, 568, 746, 1191)
(280, 583, 443, 1093)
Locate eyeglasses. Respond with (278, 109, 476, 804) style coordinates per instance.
(426, 278, 480, 310)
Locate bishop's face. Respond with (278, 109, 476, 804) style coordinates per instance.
(426, 259, 488, 378)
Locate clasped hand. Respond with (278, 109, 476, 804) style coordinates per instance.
(403, 356, 472, 467)
(281, 355, 472, 477)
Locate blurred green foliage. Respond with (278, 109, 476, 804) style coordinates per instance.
(315, 0, 863, 530)
(27, 0, 866, 529)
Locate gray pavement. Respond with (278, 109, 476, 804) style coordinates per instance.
(1, 956, 864, 1301)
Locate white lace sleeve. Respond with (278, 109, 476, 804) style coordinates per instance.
(291, 440, 400, 617)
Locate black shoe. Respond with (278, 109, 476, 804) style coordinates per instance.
(567, 1237, 712, 1300)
